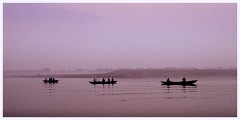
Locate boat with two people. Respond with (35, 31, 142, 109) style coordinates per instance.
(43, 77, 59, 83)
(161, 77, 197, 86)
(89, 77, 117, 85)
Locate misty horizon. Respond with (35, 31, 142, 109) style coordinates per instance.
(3, 3, 237, 71)
(3, 66, 237, 71)
(3, 66, 237, 76)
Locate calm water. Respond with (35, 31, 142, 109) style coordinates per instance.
(3, 77, 237, 117)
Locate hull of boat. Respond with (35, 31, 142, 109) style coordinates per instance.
(161, 80, 197, 86)
(89, 81, 117, 84)
(43, 80, 58, 83)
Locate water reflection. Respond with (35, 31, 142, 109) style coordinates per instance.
(161, 85, 198, 100)
(163, 85, 197, 90)
(92, 84, 117, 96)
(92, 83, 115, 88)
(43, 82, 58, 96)
(181, 85, 197, 93)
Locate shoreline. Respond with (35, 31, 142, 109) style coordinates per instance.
(4, 69, 237, 78)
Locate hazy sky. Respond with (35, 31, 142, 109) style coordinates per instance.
(3, 3, 237, 70)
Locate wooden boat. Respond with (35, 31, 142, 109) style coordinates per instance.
(43, 80, 58, 83)
(89, 81, 117, 85)
(161, 80, 197, 86)
(43, 78, 59, 83)
(90, 77, 117, 85)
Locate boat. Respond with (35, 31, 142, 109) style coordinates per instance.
(89, 81, 117, 84)
(161, 80, 197, 86)
(89, 78, 117, 85)
(43, 80, 58, 83)
(43, 77, 59, 83)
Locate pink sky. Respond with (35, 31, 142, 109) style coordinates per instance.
(3, 3, 237, 70)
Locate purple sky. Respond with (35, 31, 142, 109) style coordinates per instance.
(3, 3, 237, 70)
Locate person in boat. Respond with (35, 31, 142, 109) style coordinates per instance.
(167, 78, 171, 82)
(53, 78, 55, 81)
(182, 77, 186, 82)
(93, 78, 97, 82)
(107, 78, 110, 83)
(111, 77, 114, 82)
(102, 78, 105, 83)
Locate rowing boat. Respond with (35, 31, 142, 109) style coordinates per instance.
(89, 81, 117, 84)
(161, 80, 197, 86)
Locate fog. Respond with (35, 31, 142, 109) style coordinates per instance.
(3, 3, 237, 70)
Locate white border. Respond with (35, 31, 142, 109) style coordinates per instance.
(1, 0, 238, 120)
(0, 0, 2, 119)
(1, 0, 239, 3)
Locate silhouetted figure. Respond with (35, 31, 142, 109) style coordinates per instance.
(107, 78, 110, 83)
(102, 78, 105, 83)
(94, 78, 97, 82)
(53, 78, 55, 81)
(167, 78, 170, 82)
(182, 77, 186, 82)
(111, 77, 114, 82)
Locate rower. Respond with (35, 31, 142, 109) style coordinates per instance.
(102, 78, 105, 82)
(111, 76, 114, 82)
(167, 78, 170, 82)
(182, 77, 186, 82)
